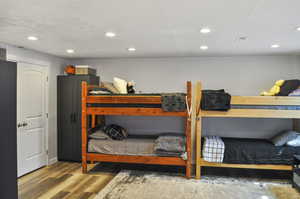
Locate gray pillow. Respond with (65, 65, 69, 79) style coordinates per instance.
(287, 135, 300, 147)
(270, 130, 299, 146)
(89, 130, 111, 140)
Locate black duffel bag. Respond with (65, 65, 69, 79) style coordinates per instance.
(201, 89, 231, 111)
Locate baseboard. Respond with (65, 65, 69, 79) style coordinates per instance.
(48, 157, 58, 165)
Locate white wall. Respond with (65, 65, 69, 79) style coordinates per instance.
(72, 55, 300, 139)
(1, 44, 67, 164)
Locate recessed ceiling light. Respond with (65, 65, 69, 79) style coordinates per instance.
(261, 196, 269, 199)
(66, 49, 75, 54)
(296, 27, 300, 31)
(105, 32, 116, 38)
(200, 45, 208, 50)
(27, 36, 38, 41)
(271, 44, 280, 48)
(127, 47, 136, 52)
(200, 28, 211, 34)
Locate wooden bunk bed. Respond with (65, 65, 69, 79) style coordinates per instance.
(81, 81, 192, 178)
(195, 81, 300, 179)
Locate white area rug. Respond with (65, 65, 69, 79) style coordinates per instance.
(96, 170, 294, 199)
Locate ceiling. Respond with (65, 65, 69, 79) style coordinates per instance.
(0, 0, 300, 58)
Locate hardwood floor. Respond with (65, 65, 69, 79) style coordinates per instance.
(18, 162, 117, 199)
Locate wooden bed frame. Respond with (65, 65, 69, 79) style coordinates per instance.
(195, 81, 300, 179)
(81, 81, 192, 178)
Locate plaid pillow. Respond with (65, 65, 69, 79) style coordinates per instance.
(103, 124, 128, 140)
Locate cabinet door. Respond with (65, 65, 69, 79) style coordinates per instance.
(0, 61, 17, 199)
(57, 77, 75, 161)
(72, 76, 99, 161)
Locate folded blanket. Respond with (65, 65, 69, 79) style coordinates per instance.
(202, 136, 225, 163)
(161, 93, 186, 112)
(154, 133, 186, 154)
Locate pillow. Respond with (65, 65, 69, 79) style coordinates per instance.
(287, 135, 300, 147)
(270, 130, 299, 146)
(103, 124, 128, 140)
(154, 133, 186, 153)
(113, 77, 128, 94)
(89, 130, 111, 140)
(100, 82, 120, 94)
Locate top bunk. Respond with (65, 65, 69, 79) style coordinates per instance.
(82, 81, 191, 117)
(198, 85, 300, 119)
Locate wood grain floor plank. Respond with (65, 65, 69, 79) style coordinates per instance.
(18, 162, 117, 199)
(50, 191, 69, 199)
(64, 176, 99, 199)
(20, 174, 72, 199)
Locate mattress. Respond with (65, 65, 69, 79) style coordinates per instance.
(223, 138, 300, 165)
(88, 137, 156, 156)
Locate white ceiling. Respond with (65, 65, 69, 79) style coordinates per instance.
(0, 0, 300, 58)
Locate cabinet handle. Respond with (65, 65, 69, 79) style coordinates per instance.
(73, 113, 77, 123)
(70, 113, 74, 123)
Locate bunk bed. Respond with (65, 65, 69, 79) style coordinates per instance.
(195, 81, 300, 179)
(81, 81, 192, 178)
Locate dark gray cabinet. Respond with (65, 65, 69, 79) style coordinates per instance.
(58, 75, 99, 162)
(0, 60, 17, 199)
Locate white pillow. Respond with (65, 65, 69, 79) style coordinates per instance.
(287, 135, 300, 147)
(113, 77, 128, 94)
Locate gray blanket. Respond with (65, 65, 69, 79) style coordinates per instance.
(161, 93, 186, 112)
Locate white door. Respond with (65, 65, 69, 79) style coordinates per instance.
(17, 62, 48, 177)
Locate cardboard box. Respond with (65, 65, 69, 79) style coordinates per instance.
(75, 65, 96, 75)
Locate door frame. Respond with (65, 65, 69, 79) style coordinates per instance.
(10, 58, 50, 167)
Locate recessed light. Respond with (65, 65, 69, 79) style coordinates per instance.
(105, 32, 116, 38)
(200, 28, 211, 34)
(127, 47, 136, 52)
(296, 27, 300, 31)
(271, 44, 280, 48)
(200, 45, 208, 50)
(261, 196, 269, 199)
(66, 49, 75, 54)
(27, 36, 38, 41)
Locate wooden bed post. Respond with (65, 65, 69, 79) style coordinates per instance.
(91, 115, 96, 128)
(185, 81, 192, 178)
(195, 81, 202, 179)
(82, 81, 88, 173)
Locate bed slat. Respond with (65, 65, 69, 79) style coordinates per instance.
(202, 109, 300, 118)
(231, 96, 300, 106)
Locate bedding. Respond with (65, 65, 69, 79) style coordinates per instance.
(88, 137, 156, 156)
(222, 138, 300, 165)
(202, 136, 225, 163)
(154, 133, 186, 153)
(89, 130, 111, 140)
(103, 124, 128, 140)
(113, 77, 128, 94)
(287, 135, 300, 147)
(270, 130, 299, 146)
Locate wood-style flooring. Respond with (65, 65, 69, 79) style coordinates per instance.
(18, 162, 117, 199)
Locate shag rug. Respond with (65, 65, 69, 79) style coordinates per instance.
(96, 170, 300, 199)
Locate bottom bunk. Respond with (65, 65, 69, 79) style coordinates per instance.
(84, 134, 190, 177)
(197, 137, 296, 179)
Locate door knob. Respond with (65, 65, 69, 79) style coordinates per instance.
(17, 123, 22, 128)
(22, 122, 28, 127)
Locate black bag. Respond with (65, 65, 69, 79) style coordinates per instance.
(201, 89, 231, 111)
